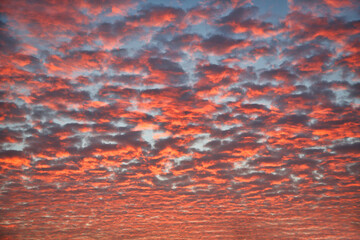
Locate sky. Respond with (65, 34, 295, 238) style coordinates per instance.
(0, 0, 359, 239)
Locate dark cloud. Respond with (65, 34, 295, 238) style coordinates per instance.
(217, 6, 275, 36)
(148, 57, 185, 75)
(0, 20, 19, 54)
(219, 6, 259, 23)
(0, 102, 26, 123)
(260, 68, 298, 82)
(126, 5, 186, 27)
(332, 142, 360, 154)
(277, 114, 309, 125)
(199, 35, 249, 55)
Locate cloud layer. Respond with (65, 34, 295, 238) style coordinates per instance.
(0, 0, 359, 239)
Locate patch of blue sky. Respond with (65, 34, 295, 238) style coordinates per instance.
(253, 0, 289, 23)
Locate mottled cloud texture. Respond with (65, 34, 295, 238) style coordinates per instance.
(0, 0, 359, 239)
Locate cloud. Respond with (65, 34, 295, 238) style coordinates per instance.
(260, 68, 298, 82)
(0, 20, 19, 54)
(0, 0, 359, 239)
(199, 35, 250, 55)
(217, 6, 276, 36)
(283, 11, 360, 43)
(127, 5, 186, 28)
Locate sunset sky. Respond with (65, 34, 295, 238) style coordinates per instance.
(0, 0, 359, 239)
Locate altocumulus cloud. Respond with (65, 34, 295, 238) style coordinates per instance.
(0, 0, 359, 239)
